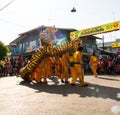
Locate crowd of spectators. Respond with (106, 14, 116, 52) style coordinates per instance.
(0, 55, 29, 77)
(84, 55, 120, 75)
(1, 54, 120, 77)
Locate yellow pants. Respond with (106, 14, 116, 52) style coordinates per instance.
(71, 65, 85, 86)
(29, 72, 35, 81)
(61, 65, 68, 81)
(35, 70, 42, 83)
(45, 63, 51, 78)
(55, 65, 61, 76)
(91, 63, 98, 77)
(42, 67, 47, 82)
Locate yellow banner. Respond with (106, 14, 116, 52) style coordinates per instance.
(70, 21, 120, 39)
(112, 42, 120, 48)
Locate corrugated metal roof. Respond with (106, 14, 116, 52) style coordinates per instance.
(10, 34, 27, 44)
(9, 25, 77, 44)
(19, 25, 76, 35)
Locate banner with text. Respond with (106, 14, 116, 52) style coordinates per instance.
(70, 21, 120, 39)
(111, 42, 120, 48)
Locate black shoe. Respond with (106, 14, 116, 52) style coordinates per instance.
(81, 84, 88, 87)
(71, 83, 75, 86)
(61, 79, 64, 83)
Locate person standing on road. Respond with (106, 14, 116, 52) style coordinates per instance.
(89, 52, 99, 77)
(61, 52, 69, 83)
(71, 45, 88, 86)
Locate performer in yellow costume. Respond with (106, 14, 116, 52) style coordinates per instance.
(89, 52, 99, 77)
(54, 56, 61, 77)
(50, 56, 55, 77)
(34, 63, 42, 83)
(41, 59, 47, 83)
(29, 71, 35, 81)
(71, 46, 88, 86)
(45, 57, 52, 78)
(61, 52, 69, 83)
(29, 63, 42, 83)
(69, 51, 74, 79)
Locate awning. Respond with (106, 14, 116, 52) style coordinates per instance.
(97, 47, 117, 55)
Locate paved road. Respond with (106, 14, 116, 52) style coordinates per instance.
(0, 75, 120, 115)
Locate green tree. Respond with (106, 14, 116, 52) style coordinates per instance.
(0, 41, 10, 60)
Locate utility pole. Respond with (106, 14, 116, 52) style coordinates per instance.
(102, 36, 104, 52)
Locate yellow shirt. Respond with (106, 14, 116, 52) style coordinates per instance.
(90, 56, 99, 64)
(73, 51, 83, 66)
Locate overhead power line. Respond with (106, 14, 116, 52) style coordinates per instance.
(0, 18, 28, 29)
(0, 0, 15, 11)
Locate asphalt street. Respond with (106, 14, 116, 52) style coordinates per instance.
(0, 75, 120, 115)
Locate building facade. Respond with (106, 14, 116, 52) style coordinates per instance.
(9, 25, 100, 58)
(9, 26, 76, 57)
(97, 39, 120, 55)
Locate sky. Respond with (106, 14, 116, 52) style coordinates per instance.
(0, 0, 120, 45)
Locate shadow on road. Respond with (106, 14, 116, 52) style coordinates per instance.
(98, 76, 120, 81)
(19, 77, 120, 102)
